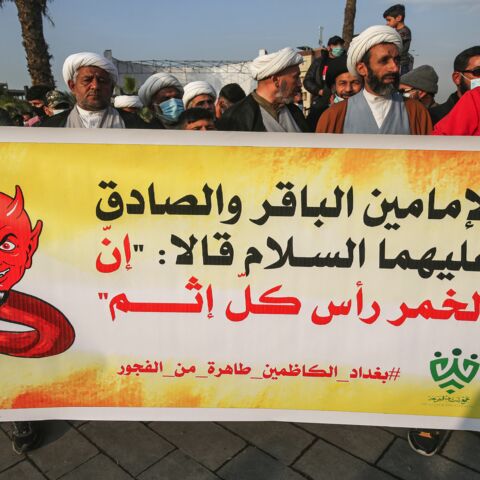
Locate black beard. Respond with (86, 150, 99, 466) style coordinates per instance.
(459, 77, 470, 95)
(366, 64, 399, 96)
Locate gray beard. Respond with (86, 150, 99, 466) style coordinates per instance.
(273, 93, 294, 107)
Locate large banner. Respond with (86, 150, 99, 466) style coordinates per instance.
(0, 129, 479, 429)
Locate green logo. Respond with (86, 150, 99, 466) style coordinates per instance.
(430, 348, 479, 394)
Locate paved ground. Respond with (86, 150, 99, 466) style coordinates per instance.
(0, 421, 479, 479)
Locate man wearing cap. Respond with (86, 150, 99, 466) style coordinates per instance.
(308, 55, 363, 130)
(43, 52, 149, 128)
(316, 26, 431, 134)
(138, 73, 184, 128)
(183, 81, 217, 114)
(400, 65, 438, 111)
(218, 47, 310, 132)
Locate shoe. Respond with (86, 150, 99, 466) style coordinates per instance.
(12, 422, 40, 454)
(407, 429, 448, 456)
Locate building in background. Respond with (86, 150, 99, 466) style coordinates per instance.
(105, 50, 256, 98)
(0, 82, 27, 99)
(106, 49, 321, 113)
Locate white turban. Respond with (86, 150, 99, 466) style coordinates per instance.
(249, 47, 303, 81)
(138, 73, 184, 107)
(113, 95, 143, 109)
(347, 25, 403, 76)
(183, 81, 217, 108)
(62, 52, 118, 85)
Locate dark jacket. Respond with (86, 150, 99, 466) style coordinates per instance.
(429, 92, 459, 126)
(304, 50, 347, 99)
(217, 94, 311, 133)
(306, 96, 330, 131)
(303, 51, 330, 96)
(41, 108, 155, 129)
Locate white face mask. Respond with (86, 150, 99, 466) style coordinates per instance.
(470, 78, 480, 90)
(460, 73, 480, 90)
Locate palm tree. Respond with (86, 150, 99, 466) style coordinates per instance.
(0, 0, 55, 86)
(342, 0, 357, 48)
(122, 76, 137, 95)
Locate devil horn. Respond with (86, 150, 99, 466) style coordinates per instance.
(6, 186, 24, 218)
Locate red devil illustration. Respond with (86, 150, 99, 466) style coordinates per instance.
(0, 186, 75, 358)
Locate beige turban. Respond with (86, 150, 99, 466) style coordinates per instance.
(113, 95, 143, 109)
(249, 47, 303, 81)
(347, 25, 403, 76)
(183, 81, 217, 108)
(63, 52, 118, 85)
(138, 73, 184, 107)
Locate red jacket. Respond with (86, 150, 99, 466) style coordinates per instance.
(433, 88, 480, 136)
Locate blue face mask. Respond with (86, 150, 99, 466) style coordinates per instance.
(156, 98, 184, 122)
(331, 47, 345, 58)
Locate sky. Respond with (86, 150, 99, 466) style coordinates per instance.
(0, 0, 478, 102)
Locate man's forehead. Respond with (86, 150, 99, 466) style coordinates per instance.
(193, 94, 214, 101)
(158, 86, 180, 94)
(278, 65, 300, 77)
(336, 72, 358, 83)
(467, 55, 480, 69)
(29, 99, 45, 107)
(189, 119, 211, 127)
(153, 86, 181, 101)
(76, 66, 110, 78)
(370, 43, 399, 55)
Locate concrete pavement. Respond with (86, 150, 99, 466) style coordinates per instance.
(1, 421, 480, 479)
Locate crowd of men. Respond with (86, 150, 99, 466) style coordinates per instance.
(0, 4, 479, 135)
(2, 1, 479, 461)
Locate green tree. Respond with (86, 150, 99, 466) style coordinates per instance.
(122, 76, 137, 95)
(0, 0, 55, 86)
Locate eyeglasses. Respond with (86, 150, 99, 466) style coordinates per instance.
(399, 87, 415, 94)
(460, 67, 480, 77)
